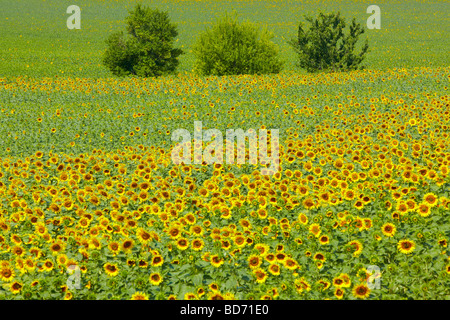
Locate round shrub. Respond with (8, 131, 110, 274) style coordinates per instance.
(102, 4, 183, 77)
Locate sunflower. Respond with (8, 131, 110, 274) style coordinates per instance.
(275, 252, 286, 262)
(121, 239, 134, 253)
(64, 291, 73, 300)
(438, 238, 448, 248)
(197, 287, 206, 297)
(208, 292, 225, 300)
(176, 237, 189, 250)
(10, 281, 23, 294)
(343, 189, 356, 201)
(319, 235, 330, 245)
(210, 255, 224, 268)
(131, 291, 149, 300)
(253, 268, 268, 283)
(423, 193, 438, 207)
(42, 259, 54, 272)
(233, 235, 246, 248)
(136, 228, 152, 244)
(283, 258, 298, 270)
(352, 283, 371, 299)
(149, 273, 163, 286)
(184, 292, 198, 300)
(294, 277, 311, 293)
(298, 213, 308, 225)
(254, 243, 270, 257)
(56, 254, 68, 266)
(308, 223, 321, 237)
(50, 242, 64, 255)
(302, 198, 315, 209)
(104, 263, 119, 277)
(313, 252, 326, 262)
(354, 200, 364, 210)
(417, 203, 431, 217)
(348, 240, 363, 257)
(397, 239, 416, 254)
(151, 255, 164, 267)
(11, 246, 25, 257)
(168, 226, 182, 239)
(0, 266, 15, 282)
(265, 253, 276, 263)
(209, 282, 220, 292)
(138, 260, 148, 268)
(248, 255, 262, 269)
(108, 241, 120, 256)
(334, 287, 344, 299)
(191, 238, 204, 251)
(381, 223, 397, 237)
(268, 264, 281, 276)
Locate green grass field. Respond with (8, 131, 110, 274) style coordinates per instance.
(0, 0, 449, 301)
(1, 0, 449, 77)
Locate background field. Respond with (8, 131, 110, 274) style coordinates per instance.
(0, 0, 449, 78)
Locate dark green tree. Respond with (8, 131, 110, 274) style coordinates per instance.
(102, 4, 183, 77)
(192, 14, 283, 76)
(289, 12, 369, 73)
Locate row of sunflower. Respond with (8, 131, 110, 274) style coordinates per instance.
(0, 67, 449, 299)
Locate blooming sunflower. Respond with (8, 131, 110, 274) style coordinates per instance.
(352, 283, 371, 299)
(151, 255, 164, 267)
(319, 235, 330, 245)
(348, 240, 363, 257)
(210, 255, 224, 268)
(334, 288, 344, 299)
(283, 258, 298, 270)
(191, 239, 205, 251)
(417, 203, 431, 217)
(381, 223, 396, 237)
(0, 266, 15, 282)
(10, 281, 23, 294)
(248, 255, 262, 269)
(268, 264, 281, 276)
(149, 273, 163, 286)
(253, 268, 268, 284)
(131, 292, 149, 300)
(136, 228, 152, 244)
(308, 223, 321, 237)
(104, 263, 119, 277)
(254, 243, 270, 256)
(423, 193, 438, 207)
(176, 238, 189, 250)
(397, 239, 416, 254)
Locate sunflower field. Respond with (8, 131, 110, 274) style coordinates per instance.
(0, 0, 449, 300)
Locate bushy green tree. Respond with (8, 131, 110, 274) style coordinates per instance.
(102, 4, 183, 77)
(192, 14, 283, 76)
(289, 12, 369, 73)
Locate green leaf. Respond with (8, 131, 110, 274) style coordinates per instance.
(192, 273, 203, 287)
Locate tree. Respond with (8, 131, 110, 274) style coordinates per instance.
(102, 4, 183, 77)
(289, 12, 369, 73)
(192, 14, 283, 76)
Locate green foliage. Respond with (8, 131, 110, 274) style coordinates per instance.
(102, 4, 183, 77)
(192, 14, 283, 76)
(289, 12, 369, 73)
